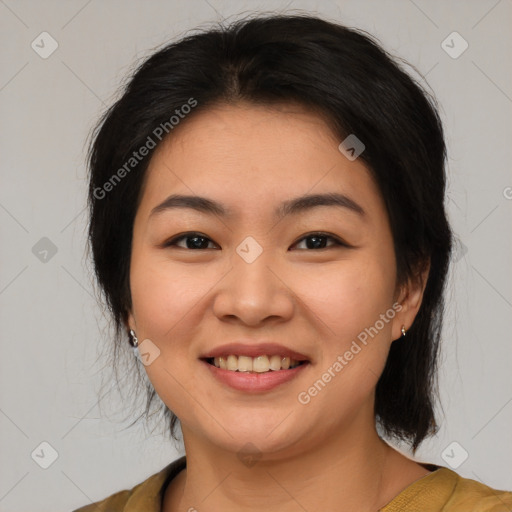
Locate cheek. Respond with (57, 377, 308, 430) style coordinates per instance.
(128, 249, 207, 356)
(291, 263, 394, 416)
(288, 258, 396, 414)
(291, 257, 394, 344)
(129, 254, 212, 422)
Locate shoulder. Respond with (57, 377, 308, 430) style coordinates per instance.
(73, 487, 131, 512)
(382, 466, 512, 512)
(72, 456, 187, 512)
(445, 469, 512, 511)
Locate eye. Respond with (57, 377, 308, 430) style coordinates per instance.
(162, 231, 348, 250)
(292, 232, 348, 250)
(163, 232, 218, 250)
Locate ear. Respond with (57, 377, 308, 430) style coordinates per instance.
(392, 258, 430, 340)
(126, 309, 137, 334)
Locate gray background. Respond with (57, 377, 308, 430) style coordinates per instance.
(1, 0, 511, 510)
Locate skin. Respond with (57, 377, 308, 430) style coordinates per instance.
(127, 102, 431, 512)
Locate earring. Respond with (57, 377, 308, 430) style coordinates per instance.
(401, 325, 407, 337)
(129, 329, 139, 348)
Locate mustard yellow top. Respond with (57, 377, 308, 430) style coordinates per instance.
(73, 456, 512, 512)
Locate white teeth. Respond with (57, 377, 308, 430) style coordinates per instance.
(227, 354, 237, 371)
(253, 355, 270, 373)
(212, 354, 302, 372)
(238, 356, 253, 372)
(269, 355, 281, 371)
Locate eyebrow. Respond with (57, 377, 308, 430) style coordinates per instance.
(149, 192, 366, 221)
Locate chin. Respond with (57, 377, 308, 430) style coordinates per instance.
(202, 417, 307, 459)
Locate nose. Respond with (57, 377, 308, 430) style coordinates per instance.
(212, 246, 295, 327)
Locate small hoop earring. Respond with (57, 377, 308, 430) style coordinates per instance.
(129, 329, 139, 348)
(401, 325, 407, 337)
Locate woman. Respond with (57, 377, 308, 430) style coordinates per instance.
(74, 13, 512, 512)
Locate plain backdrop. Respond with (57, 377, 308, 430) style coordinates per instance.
(0, 0, 511, 510)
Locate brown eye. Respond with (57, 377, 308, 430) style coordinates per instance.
(292, 232, 348, 250)
(164, 232, 218, 250)
(163, 231, 348, 251)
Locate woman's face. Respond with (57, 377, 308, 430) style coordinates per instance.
(127, 102, 421, 458)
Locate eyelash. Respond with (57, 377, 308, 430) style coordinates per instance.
(163, 231, 349, 250)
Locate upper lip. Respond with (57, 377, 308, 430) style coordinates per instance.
(200, 342, 311, 362)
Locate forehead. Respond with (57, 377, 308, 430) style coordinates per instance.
(137, 102, 385, 222)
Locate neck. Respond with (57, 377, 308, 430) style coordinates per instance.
(164, 418, 413, 512)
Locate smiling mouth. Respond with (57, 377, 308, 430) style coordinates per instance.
(203, 355, 308, 373)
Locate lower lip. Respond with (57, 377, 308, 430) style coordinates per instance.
(201, 359, 309, 392)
